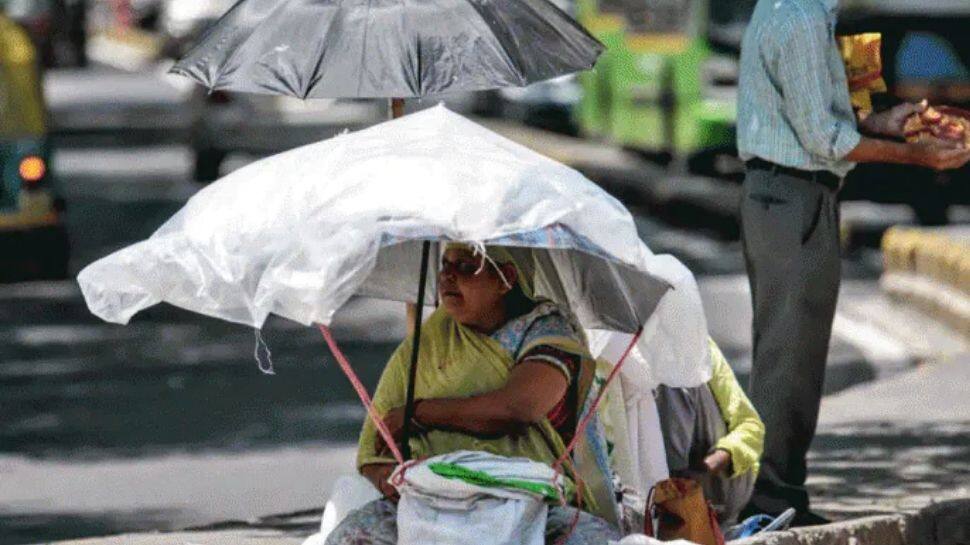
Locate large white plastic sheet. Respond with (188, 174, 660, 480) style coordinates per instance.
(78, 106, 697, 336)
(588, 264, 712, 390)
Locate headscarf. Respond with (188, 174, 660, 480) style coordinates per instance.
(443, 243, 590, 348)
(443, 242, 535, 300)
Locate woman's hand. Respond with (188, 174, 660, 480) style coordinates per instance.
(374, 404, 430, 456)
(374, 406, 406, 456)
(703, 449, 733, 475)
(361, 463, 399, 501)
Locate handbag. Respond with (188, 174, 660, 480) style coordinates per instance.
(643, 478, 725, 545)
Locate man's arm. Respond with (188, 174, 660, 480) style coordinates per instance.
(845, 137, 970, 170)
(769, 15, 970, 171)
(852, 101, 970, 169)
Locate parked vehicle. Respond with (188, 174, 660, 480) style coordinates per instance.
(155, 0, 394, 182)
(0, 0, 88, 68)
(0, 14, 70, 281)
(575, 0, 752, 176)
(188, 90, 388, 182)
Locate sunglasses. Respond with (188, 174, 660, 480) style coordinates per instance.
(440, 258, 485, 277)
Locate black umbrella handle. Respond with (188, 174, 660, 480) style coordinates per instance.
(401, 240, 432, 460)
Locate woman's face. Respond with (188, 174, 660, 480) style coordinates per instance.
(438, 248, 515, 331)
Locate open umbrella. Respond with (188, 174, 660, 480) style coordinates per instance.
(169, 0, 605, 99)
(77, 107, 704, 459)
(167, 0, 607, 406)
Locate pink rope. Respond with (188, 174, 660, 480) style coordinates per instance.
(551, 326, 643, 545)
(318, 325, 405, 465)
(554, 326, 644, 471)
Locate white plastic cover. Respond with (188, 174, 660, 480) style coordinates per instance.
(78, 106, 697, 333)
(587, 263, 712, 390)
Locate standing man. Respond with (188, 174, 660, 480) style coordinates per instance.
(736, 0, 970, 527)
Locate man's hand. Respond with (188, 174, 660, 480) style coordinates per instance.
(361, 463, 399, 501)
(703, 449, 733, 475)
(861, 100, 926, 139)
(908, 142, 970, 171)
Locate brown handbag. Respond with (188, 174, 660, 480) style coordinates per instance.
(643, 478, 726, 545)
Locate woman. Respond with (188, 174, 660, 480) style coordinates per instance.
(326, 244, 620, 545)
(655, 339, 764, 525)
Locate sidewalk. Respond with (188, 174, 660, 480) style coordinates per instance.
(810, 355, 970, 518)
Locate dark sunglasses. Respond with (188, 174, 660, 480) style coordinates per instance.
(440, 258, 484, 277)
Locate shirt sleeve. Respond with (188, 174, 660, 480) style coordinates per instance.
(514, 313, 578, 382)
(707, 338, 766, 478)
(766, 5, 862, 161)
(519, 343, 577, 383)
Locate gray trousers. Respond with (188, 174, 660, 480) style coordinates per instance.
(656, 385, 756, 525)
(740, 165, 841, 514)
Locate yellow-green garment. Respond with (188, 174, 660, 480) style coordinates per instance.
(707, 339, 765, 478)
(357, 306, 603, 507)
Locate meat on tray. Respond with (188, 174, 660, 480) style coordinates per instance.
(904, 105, 970, 149)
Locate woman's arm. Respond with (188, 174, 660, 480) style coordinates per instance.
(706, 339, 766, 478)
(377, 360, 569, 447)
(358, 342, 410, 469)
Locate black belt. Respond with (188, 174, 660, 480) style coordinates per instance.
(745, 158, 841, 192)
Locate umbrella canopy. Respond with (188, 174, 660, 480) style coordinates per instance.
(77, 106, 688, 333)
(169, 0, 604, 99)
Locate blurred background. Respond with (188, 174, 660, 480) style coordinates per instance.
(1, 1, 968, 544)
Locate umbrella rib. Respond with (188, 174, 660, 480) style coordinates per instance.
(302, 2, 344, 99)
(464, 0, 528, 87)
(208, 0, 301, 90)
(400, 0, 421, 94)
(510, 0, 590, 75)
(355, 0, 374, 96)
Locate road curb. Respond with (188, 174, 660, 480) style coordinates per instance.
(735, 499, 970, 545)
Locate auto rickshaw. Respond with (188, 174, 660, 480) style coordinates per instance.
(0, 13, 69, 281)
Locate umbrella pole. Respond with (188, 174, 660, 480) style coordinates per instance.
(389, 97, 405, 120)
(400, 240, 431, 460)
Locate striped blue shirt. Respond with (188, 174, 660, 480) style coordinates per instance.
(737, 0, 862, 178)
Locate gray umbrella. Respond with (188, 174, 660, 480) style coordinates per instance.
(169, 0, 604, 99)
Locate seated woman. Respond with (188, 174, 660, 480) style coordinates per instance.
(655, 339, 765, 526)
(325, 244, 621, 545)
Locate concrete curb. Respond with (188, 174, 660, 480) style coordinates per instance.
(42, 498, 970, 544)
(735, 499, 970, 545)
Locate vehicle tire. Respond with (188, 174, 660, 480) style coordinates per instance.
(194, 149, 227, 183)
(0, 224, 71, 282)
(41, 224, 71, 280)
